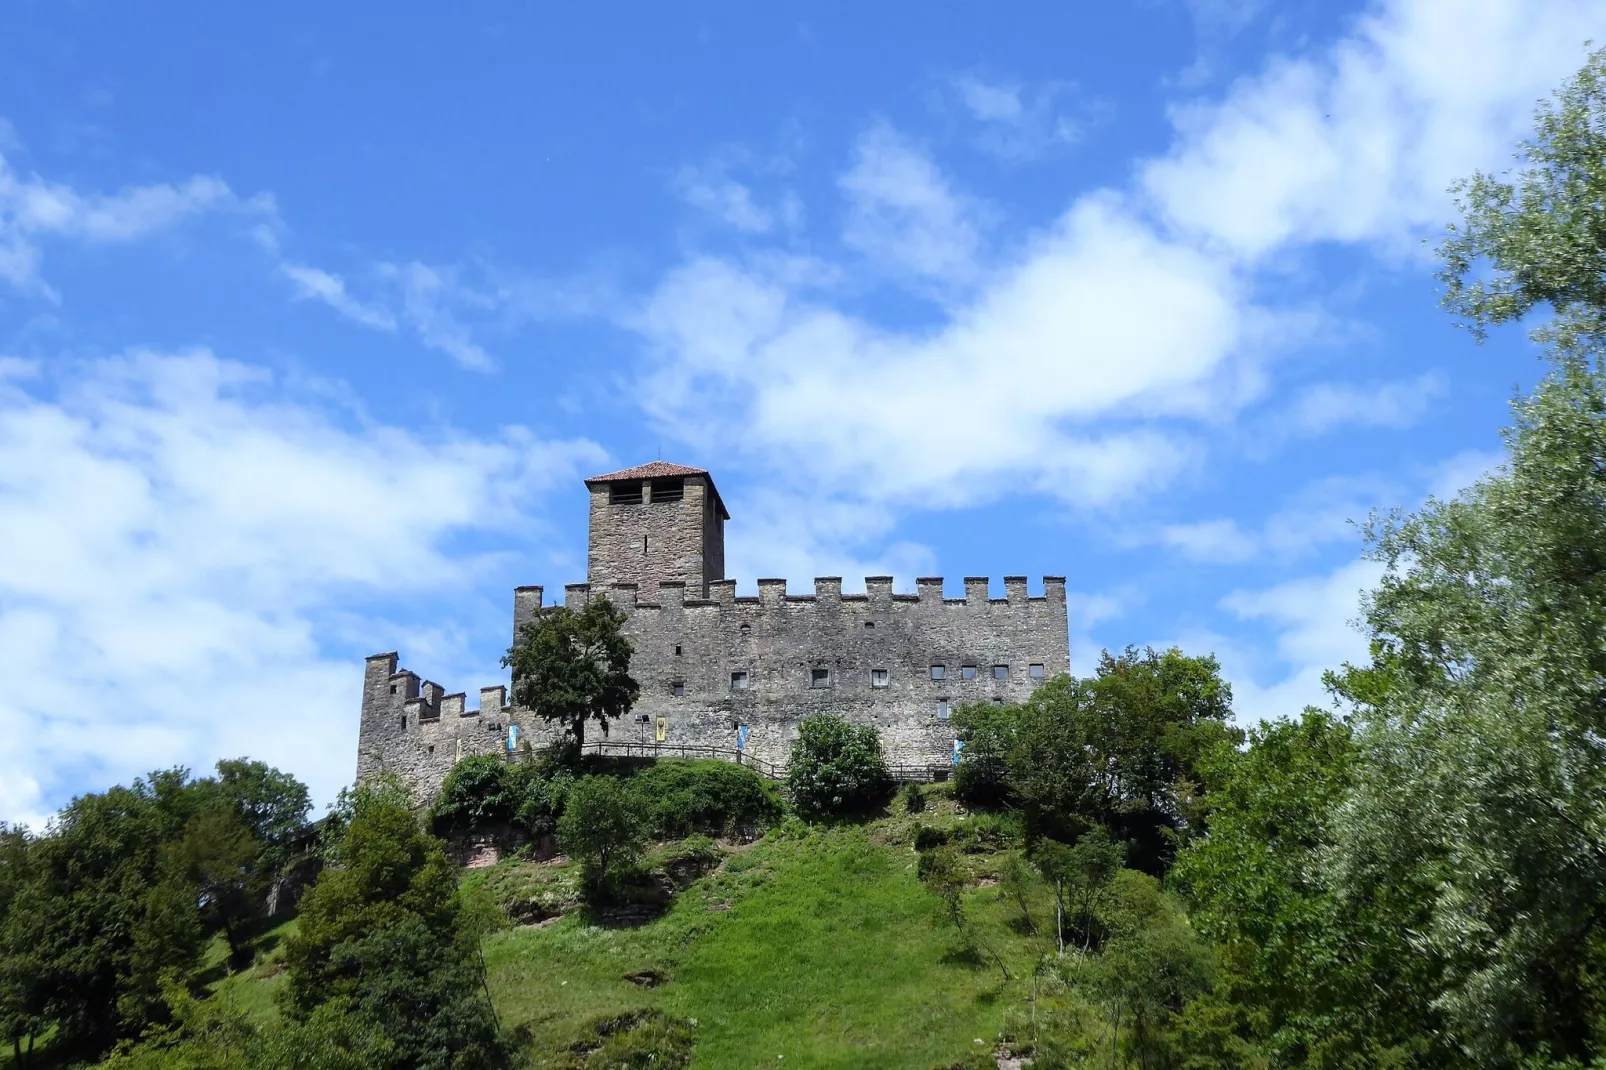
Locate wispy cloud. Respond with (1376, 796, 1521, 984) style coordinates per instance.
(0, 147, 274, 298)
(950, 75, 1094, 159)
(280, 263, 398, 331)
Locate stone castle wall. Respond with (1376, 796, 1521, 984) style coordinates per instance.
(357, 574, 1069, 803)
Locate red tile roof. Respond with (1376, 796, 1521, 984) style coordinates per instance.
(586, 461, 709, 483)
(585, 461, 728, 519)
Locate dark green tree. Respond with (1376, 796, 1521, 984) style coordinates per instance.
(0, 823, 45, 1066)
(281, 779, 509, 1069)
(172, 801, 263, 965)
(503, 596, 639, 749)
(1005, 648, 1238, 870)
(557, 775, 648, 898)
(949, 700, 1019, 807)
(18, 775, 205, 1059)
(784, 714, 891, 819)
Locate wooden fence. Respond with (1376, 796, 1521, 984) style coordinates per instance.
(561, 739, 954, 784)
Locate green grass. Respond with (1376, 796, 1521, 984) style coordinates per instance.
(482, 788, 1055, 1069)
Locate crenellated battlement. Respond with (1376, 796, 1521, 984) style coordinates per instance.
(563, 575, 1067, 613)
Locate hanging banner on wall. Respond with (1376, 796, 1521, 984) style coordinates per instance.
(736, 724, 750, 751)
(655, 717, 668, 743)
(952, 739, 965, 765)
(507, 723, 518, 752)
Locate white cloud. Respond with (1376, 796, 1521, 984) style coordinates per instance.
(0, 147, 272, 297)
(0, 350, 602, 827)
(1145, 0, 1603, 260)
(1428, 447, 1504, 499)
(839, 122, 985, 285)
(951, 75, 1091, 159)
(385, 261, 497, 372)
(281, 263, 398, 331)
(1157, 519, 1258, 563)
(1210, 558, 1384, 723)
(674, 167, 774, 233)
(1281, 372, 1447, 438)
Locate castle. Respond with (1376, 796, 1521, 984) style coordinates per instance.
(357, 462, 1070, 800)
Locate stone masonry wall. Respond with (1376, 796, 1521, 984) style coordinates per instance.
(358, 575, 1070, 804)
(586, 476, 719, 595)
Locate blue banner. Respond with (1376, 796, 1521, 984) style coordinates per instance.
(507, 723, 518, 751)
(952, 739, 964, 764)
(736, 724, 750, 751)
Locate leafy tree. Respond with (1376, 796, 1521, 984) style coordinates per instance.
(1032, 828, 1124, 955)
(0, 823, 45, 1066)
(785, 714, 891, 818)
(557, 775, 648, 898)
(503, 595, 639, 749)
(1171, 710, 1438, 1066)
(950, 701, 1019, 807)
(17, 775, 205, 1058)
(172, 801, 263, 965)
(281, 779, 509, 1069)
(1005, 649, 1238, 870)
(212, 759, 311, 877)
(1440, 45, 1606, 346)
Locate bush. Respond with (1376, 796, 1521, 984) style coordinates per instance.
(951, 812, 1021, 853)
(630, 759, 782, 839)
(951, 701, 1018, 807)
(785, 715, 891, 819)
(899, 781, 926, 814)
(557, 776, 649, 899)
(427, 755, 518, 836)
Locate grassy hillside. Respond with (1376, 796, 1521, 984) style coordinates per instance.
(208, 783, 1059, 1070)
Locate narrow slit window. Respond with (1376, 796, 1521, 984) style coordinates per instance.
(674, 645, 682, 656)
(1029, 663, 1045, 680)
(672, 680, 685, 697)
(871, 668, 889, 688)
(730, 670, 750, 691)
(929, 664, 946, 681)
(427, 745, 435, 756)
(643, 535, 649, 552)
(992, 664, 1009, 680)
(398, 714, 406, 731)
(960, 664, 977, 680)
(811, 667, 831, 689)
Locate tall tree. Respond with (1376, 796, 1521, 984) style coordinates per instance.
(503, 596, 639, 749)
(281, 777, 509, 1069)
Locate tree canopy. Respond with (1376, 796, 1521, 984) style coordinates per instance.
(503, 595, 640, 748)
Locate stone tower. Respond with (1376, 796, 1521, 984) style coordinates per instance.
(584, 461, 729, 598)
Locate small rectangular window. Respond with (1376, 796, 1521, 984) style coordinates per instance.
(1029, 663, 1045, 680)
(960, 664, 977, 681)
(992, 664, 1009, 680)
(672, 680, 685, 697)
(730, 671, 750, 691)
(937, 700, 951, 721)
(427, 745, 435, 756)
(674, 645, 682, 656)
(610, 481, 643, 505)
(811, 667, 831, 688)
(650, 477, 685, 502)
(871, 668, 889, 688)
(930, 664, 946, 681)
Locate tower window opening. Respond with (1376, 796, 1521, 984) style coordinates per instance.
(929, 664, 946, 681)
(960, 664, 977, 681)
(650, 477, 685, 502)
(992, 664, 1009, 680)
(937, 700, 951, 720)
(864, 621, 875, 630)
(610, 481, 643, 505)
(398, 714, 406, 731)
(643, 535, 649, 552)
(731, 670, 750, 691)
(674, 645, 682, 656)
(672, 680, 685, 697)
(871, 668, 889, 688)
(1029, 663, 1045, 679)
(811, 667, 831, 689)
(739, 622, 751, 636)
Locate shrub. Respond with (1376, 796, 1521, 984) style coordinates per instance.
(899, 781, 926, 814)
(630, 759, 782, 838)
(557, 776, 649, 899)
(951, 701, 1018, 807)
(515, 762, 575, 836)
(427, 755, 517, 836)
(785, 714, 891, 819)
(951, 812, 1021, 853)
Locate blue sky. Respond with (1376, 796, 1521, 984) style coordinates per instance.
(1, 0, 1598, 825)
